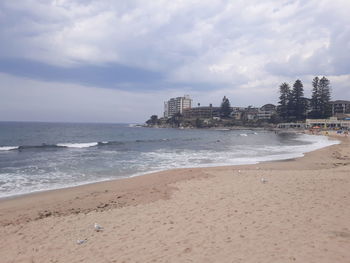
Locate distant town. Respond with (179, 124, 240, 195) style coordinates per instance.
(146, 77, 350, 130)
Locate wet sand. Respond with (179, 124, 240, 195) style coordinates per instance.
(0, 133, 350, 262)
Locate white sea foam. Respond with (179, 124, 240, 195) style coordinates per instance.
(0, 133, 339, 199)
(0, 146, 18, 151)
(137, 134, 339, 170)
(239, 133, 248, 136)
(56, 142, 98, 148)
(0, 172, 115, 199)
(215, 128, 230, 131)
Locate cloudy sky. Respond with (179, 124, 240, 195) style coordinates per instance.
(0, 0, 349, 123)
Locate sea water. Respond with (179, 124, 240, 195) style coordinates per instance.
(0, 122, 338, 198)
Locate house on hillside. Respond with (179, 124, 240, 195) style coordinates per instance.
(232, 107, 245, 120)
(242, 107, 259, 121)
(257, 104, 276, 120)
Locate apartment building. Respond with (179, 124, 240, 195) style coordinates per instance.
(182, 105, 220, 119)
(164, 95, 192, 118)
(331, 100, 350, 117)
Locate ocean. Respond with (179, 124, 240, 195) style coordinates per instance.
(0, 122, 337, 198)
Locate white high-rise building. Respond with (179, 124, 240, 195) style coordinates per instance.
(164, 95, 192, 118)
(164, 101, 169, 118)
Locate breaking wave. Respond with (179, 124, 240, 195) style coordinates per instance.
(0, 138, 182, 152)
(0, 146, 19, 151)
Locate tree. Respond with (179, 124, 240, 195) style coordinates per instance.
(146, 115, 159, 126)
(195, 118, 203, 128)
(290, 79, 307, 121)
(220, 96, 232, 118)
(269, 113, 281, 124)
(277, 82, 291, 121)
(166, 112, 183, 127)
(319, 76, 332, 118)
(309, 76, 321, 118)
(309, 76, 332, 118)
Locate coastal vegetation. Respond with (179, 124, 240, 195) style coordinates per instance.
(220, 96, 232, 118)
(277, 76, 332, 122)
(310, 77, 332, 118)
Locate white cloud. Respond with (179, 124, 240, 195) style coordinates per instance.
(0, 0, 350, 121)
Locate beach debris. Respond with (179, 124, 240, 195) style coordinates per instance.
(76, 239, 87, 245)
(238, 170, 241, 173)
(260, 177, 268, 183)
(94, 223, 104, 232)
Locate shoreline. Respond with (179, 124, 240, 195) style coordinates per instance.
(0, 131, 337, 201)
(1, 133, 350, 262)
(0, 134, 343, 223)
(0, 133, 342, 224)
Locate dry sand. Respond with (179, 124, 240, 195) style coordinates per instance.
(0, 133, 350, 263)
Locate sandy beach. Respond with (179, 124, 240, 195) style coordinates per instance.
(0, 133, 350, 263)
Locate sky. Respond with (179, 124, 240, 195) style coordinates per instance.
(0, 0, 350, 123)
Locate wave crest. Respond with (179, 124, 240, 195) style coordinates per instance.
(56, 142, 98, 148)
(0, 146, 19, 151)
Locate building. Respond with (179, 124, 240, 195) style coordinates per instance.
(330, 100, 350, 117)
(163, 101, 169, 118)
(305, 117, 350, 129)
(277, 123, 306, 129)
(182, 105, 220, 119)
(260, 104, 276, 112)
(164, 95, 192, 118)
(257, 104, 276, 120)
(232, 107, 245, 120)
(241, 107, 259, 121)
